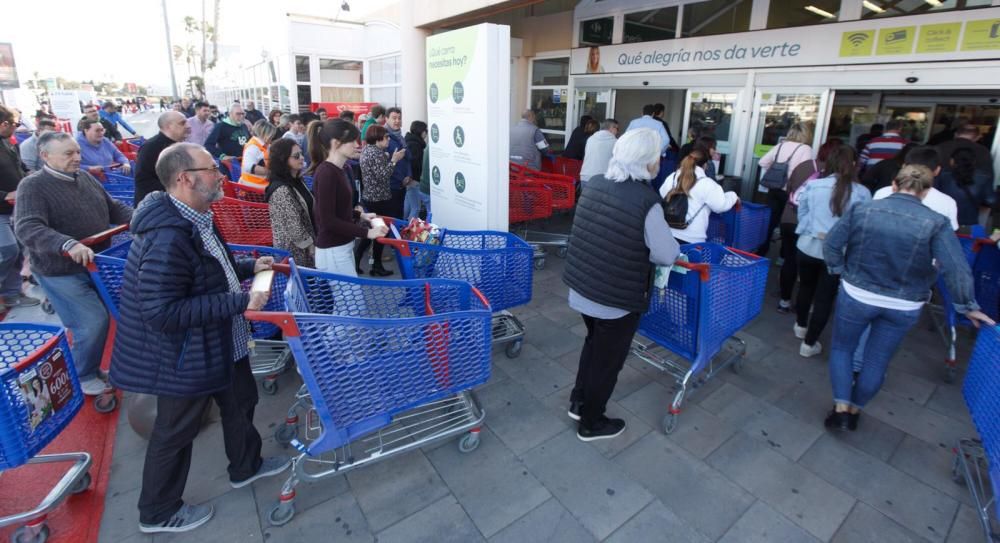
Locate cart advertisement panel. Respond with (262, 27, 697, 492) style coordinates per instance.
(425, 24, 510, 231)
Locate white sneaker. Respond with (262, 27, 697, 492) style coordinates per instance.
(793, 324, 807, 339)
(80, 377, 112, 396)
(799, 341, 823, 358)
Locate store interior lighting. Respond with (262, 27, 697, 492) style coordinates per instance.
(862, 1, 885, 13)
(925, 0, 943, 6)
(804, 5, 836, 18)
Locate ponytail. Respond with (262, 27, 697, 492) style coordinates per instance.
(667, 149, 706, 200)
(823, 143, 856, 217)
(306, 119, 361, 174)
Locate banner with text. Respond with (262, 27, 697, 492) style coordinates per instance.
(572, 7, 1000, 75)
(426, 24, 511, 231)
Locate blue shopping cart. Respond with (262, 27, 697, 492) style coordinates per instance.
(706, 202, 770, 253)
(0, 323, 93, 542)
(631, 243, 769, 434)
(952, 324, 1000, 542)
(246, 260, 492, 527)
(380, 218, 534, 358)
(88, 236, 293, 394)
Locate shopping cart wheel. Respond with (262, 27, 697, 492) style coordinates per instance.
(731, 356, 745, 374)
(556, 246, 568, 258)
(505, 340, 522, 359)
(69, 472, 92, 495)
(458, 432, 480, 453)
(943, 364, 957, 384)
(12, 522, 49, 543)
(94, 393, 118, 414)
(268, 501, 295, 526)
(951, 460, 966, 486)
(662, 413, 678, 435)
(41, 300, 55, 315)
(275, 423, 297, 446)
(261, 378, 278, 395)
(534, 257, 546, 271)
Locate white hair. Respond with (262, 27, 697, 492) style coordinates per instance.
(604, 128, 661, 182)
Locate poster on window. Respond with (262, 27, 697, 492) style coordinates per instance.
(425, 24, 510, 230)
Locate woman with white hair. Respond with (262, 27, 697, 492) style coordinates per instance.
(563, 128, 680, 442)
(239, 119, 278, 187)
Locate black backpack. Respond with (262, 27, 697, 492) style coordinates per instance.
(760, 142, 802, 190)
(663, 190, 706, 229)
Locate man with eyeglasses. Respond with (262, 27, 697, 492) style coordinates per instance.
(109, 142, 289, 534)
(15, 131, 132, 395)
(0, 105, 41, 311)
(204, 104, 250, 162)
(135, 112, 192, 206)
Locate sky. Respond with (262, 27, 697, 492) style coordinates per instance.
(2, 0, 394, 93)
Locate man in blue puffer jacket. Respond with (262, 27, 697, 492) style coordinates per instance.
(110, 142, 289, 534)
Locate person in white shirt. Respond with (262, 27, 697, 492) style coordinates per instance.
(871, 146, 958, 230)
(580, 119, 618, 183)
(659, 147, 739, 244)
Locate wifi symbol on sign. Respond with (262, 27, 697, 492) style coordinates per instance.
(847, 33, 869, 46)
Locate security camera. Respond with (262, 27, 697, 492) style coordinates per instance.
(905, 76, 918, 83)
(642, 81, 649, 86)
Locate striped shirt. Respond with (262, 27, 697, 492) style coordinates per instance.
(169, 195, 252, 362)
(859, 132, 908, 169)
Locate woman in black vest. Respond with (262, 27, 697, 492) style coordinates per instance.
(563, 128, 681, 441)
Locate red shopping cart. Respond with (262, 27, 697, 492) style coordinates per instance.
(223, 181, 267, 203)
(0, 323, 93, 542)
(212, 197, 273, 246)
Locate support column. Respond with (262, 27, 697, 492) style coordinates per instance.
(401, 2, 431, 123)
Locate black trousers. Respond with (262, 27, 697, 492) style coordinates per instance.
(758, 189, 788, 256)
(355, 199, 396, 270)
(570, 312, 641, 428)
(779, 223, 799, 301)
(138, 357, 262, 524)
(389, 188, 406, 220)
(795, 251, 840, 346)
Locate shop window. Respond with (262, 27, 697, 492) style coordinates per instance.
(531, 58, 569, 86)
(681, 0, 751, 38)
(624, 7, 679, 43)
(295, 56, 310, 82)
(530, 89, 567, 132)
(767, 0, 841, 29)
(370, 86, 401, 108)
(320, 87, 364, 103)
(579, 17, 613, 47)
(861, 0, 992, 19)
(296, 86, 311, 113)
(319, 58, 363, 85)
(370, 56, 400, 86)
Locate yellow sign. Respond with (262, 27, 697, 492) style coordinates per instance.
(839, 30, 874, 57)
(961, 19, 1000, 51)
(916, 23, 960, 54)
(876, 26, 915, 55)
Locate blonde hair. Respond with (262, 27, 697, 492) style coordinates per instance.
(893, 164, 934, 193)
(785, 122, 813, 144)
(252, 119, 277, 143)
(605, 128, 661, 182)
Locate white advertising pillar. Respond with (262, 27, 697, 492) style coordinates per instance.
(425, 24, 511, 231)
(401, 2, 430, 123)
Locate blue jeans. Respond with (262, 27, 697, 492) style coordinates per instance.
(0, 215, 23, 298)
(419, 191, 431, 220)
(35, 273, 109, 381)
(403, 186, 422, 220)
(829, 291, 921, 408)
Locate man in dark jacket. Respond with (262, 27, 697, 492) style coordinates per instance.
(204, 104, 250, 160)
(404, 120, 427, 219)
(110, 143, 289, 534)
(244, 100, 265, 125)
(0, 105, 40, 309)
(133, 111, 190, 206)
(385, 107, 413, 218)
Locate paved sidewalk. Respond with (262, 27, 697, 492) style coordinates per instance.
(89, 242, 986, 542)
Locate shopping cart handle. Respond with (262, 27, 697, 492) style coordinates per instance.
(972, 237, 995, 253)
(470, 287, 491, 310)
(673, 259, 710, 282)
(377, 237, 411, 257)
(271, 263, 291, 276)
(244, 311, 301, 337)
(78, 224, 129, 247)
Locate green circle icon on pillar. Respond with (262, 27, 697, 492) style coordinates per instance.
(454, 172, 466, 193)
(429, 83, 439, 104)
(432, 166, 441, 185)
(430, 124, 440, 143)
(452, 81, 464, 104)
(453, 126, 465, 148)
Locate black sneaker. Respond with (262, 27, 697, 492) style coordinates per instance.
(139, 503, 213, 533)
(823, 410, 850, 432)
(369, 267, 393, 277)
(577, 417, 626, 442)
(567, 401, 582, 421)
(847, 412, 861, 431)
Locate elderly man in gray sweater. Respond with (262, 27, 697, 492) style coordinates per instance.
(15, 131, 132, 395)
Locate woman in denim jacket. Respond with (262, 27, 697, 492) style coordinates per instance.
(822, 164, 994, 431)
(794, 144, 870, 359)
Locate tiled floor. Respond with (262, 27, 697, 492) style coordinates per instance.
(20, 234, 980, 542)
